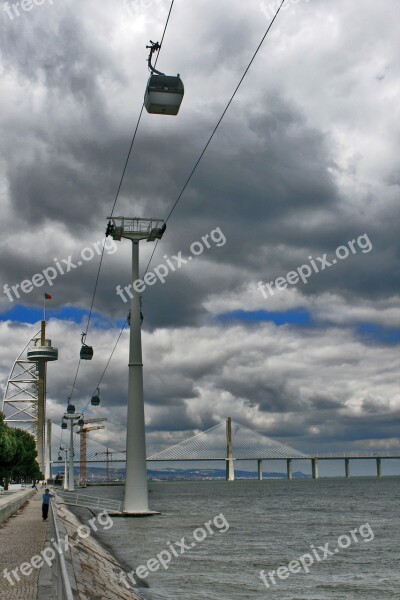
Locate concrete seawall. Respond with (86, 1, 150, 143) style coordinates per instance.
(0, 489, 34, 524)
(52, 498, 142, 599)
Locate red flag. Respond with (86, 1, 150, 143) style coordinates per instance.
(44, 293, 52, 300)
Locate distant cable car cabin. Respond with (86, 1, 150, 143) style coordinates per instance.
(78, 418, 85, 427)
(80, 345, 93, 360)
(61, 421, 67, 429)
(67, 404, 75, 415)
(80, 332, 93, 360)
(144, 41, 184, 116)
(91, 388, 100, 406)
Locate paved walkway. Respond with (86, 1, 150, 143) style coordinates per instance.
(0, 492, 48, 600)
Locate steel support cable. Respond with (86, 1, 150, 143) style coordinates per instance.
(83, 0, 174, 340)
(80, 319, 128, 415)
(67, 1, 175, 407)
(148, 421, 308, 460)
(142, 0, 286, 279)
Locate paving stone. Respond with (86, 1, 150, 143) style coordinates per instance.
(0, 492, 48, 600)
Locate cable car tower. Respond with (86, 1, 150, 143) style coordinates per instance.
(106, 216, 165, 514)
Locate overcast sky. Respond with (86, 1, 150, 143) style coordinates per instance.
(1, 0, 399, 468)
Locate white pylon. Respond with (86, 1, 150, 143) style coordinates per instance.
(107, 217, 165, 515)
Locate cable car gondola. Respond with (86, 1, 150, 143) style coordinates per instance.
(80, 332, 93, 360)
(78, 418, 85, 427)
(144, 41, 184, 116)
(61, 421, 67, 429)
(67, 403, 75, 414)
(91, 387, 100, 406)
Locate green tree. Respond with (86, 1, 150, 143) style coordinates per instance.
(0, 412, 17, 489)
(11, 428, 43, 482)
(0, 412, 42, 489)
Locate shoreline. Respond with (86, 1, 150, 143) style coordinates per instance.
(66, 502, 150, 591)
(53, 494, 145, 599)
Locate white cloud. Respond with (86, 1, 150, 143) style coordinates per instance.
(1, 0, 400, 452)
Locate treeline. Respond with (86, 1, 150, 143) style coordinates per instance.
(0, 412, 43, 489)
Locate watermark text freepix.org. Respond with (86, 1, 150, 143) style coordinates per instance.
(3, 0, 56, 21)
(123, 0, 163, 15)
(3, 509, 113, 586)
(116, 226, 226, 303)
(260, 522, 374, 589)
(258, 233, 372, 300)
(260, 0, 310, 21)
(119, 512, 230, 589)
(3, 237, 118, 303)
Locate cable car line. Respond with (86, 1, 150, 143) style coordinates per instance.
(74, 0, 287, 406)
(79, 318, 129, 416)
(82, 0, 288, 401)
(65, 1, 175, 412)
(141, 0, 286, 280)
(69, 0, 285, 418)
(165, 0, 286, 224)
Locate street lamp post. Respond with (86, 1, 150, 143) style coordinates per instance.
(107, 217, 165, 515)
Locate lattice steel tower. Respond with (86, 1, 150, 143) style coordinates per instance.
(2, 321, 58, 475)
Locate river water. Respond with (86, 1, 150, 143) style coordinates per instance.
(71, 478, 399, 599)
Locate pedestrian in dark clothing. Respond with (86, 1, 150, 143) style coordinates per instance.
(32, 482, 38, 491)
(42, 489, 54, 521)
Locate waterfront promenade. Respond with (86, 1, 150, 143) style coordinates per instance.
(0, 488, 143, 600)
(0, 490, 48, 600)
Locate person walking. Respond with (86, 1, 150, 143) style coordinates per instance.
(32, 481, 38, 491)
(42, 488, 54, 521)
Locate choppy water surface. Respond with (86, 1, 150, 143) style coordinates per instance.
(72, 478, 399, 599)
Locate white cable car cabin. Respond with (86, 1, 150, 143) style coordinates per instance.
(144, 40, 184, 116)
(145, 74, 184, 115)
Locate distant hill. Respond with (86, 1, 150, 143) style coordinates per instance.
(52, 465, 310, 481)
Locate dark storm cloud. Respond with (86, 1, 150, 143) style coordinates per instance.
(1, 0, 395, 323)
(1, 0, 400, 453)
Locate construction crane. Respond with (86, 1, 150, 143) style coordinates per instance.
(77, 418, 107, 484)
(95, 446, 126, 483)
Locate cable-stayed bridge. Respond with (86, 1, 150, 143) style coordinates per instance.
(51, 419, 400, 482)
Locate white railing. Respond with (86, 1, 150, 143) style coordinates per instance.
(49, 502, 75, 600)
(57, 491, 121, 513)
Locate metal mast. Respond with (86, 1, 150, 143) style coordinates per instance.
(77, 418, 107, 483)
(95, 447, 126, 482)
(2, 329, 41, 433)
(2, 322, 58, 476)
(26, 320, 58, 474)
